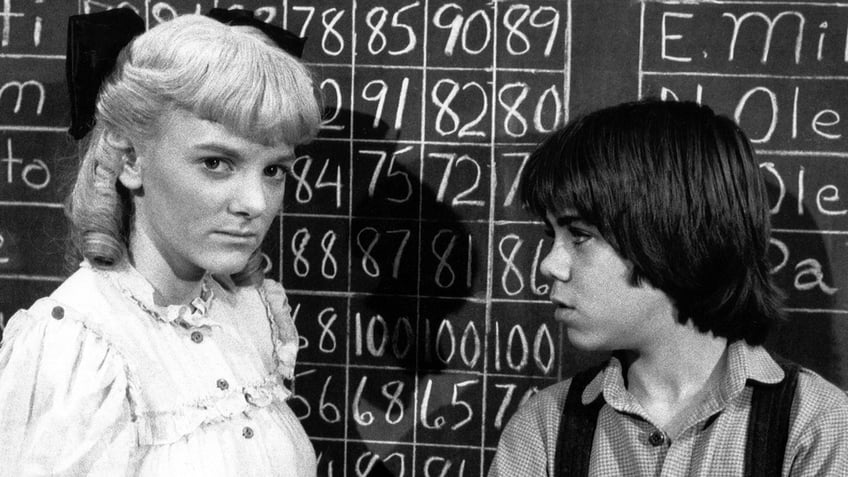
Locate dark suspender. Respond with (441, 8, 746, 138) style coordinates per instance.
(554, 356, 800, 477)
(554, 363, 606, 476)
(745, 357, 800, 477)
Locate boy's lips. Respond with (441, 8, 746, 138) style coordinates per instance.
(554, 305, 576, 323)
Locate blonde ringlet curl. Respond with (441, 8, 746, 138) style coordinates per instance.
(66, 14, 322, 287)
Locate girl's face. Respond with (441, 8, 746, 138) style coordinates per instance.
(540, 210, 675, 352)
(121, 109, 295, 280)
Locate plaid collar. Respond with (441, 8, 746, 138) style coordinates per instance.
(583, 340, 785, 408)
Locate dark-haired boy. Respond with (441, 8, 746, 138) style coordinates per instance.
(490, 99, 848, 476)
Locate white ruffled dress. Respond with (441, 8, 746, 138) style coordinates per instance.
(0, 261, 315, 476)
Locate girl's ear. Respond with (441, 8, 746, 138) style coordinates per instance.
(106, 130, 143, 191)
(118, 151, 143, 191)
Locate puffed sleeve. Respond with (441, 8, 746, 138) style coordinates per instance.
(0, 302, 136, 477)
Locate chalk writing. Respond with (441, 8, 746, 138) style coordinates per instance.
(3, 3, 845, 477)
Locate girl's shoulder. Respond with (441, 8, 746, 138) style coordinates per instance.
(4, 266, 119, 345)
(0, 277, 134, 423)
(255, 279, 299, 380)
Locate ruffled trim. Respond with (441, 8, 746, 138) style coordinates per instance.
(257, 280, 299, 381)
(133, 280, 300, 445)
(135, 375, 291, 445)
(94, 260, 219, 329)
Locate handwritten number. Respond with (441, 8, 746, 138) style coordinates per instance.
(291, 303, 309, 350)
(389, 2, 420, 55)
(291, 228, 311, 277)
(320, 230, 338, 279)
(503, 5, 560, 57)
(290, 228, 339, 280)
(431, 79, 487, 138)
(493, 383, 516, 429)
(316, 160, 342, 209)
(432, 4, 491, 56)
(430, 152, 485, 207)
(502, 152, 531, 208)
(319, 376, 341, 423)
(291, 6, 315, 38)
(289, 156, 342, 208)
(365, 2, 419, 56)
(352, 376, 375, 426)
(366, 8, 389, 54)
(320, 78, 345, 131)
(431, 230, 457, 288)
(290, 157, 313, 204)
(382, 380, 405, 424)
(450, 380, 478, 430)
(498, 83, 564, 138)
(288, 7, 346, 56)
(321, 9, 346, 56)
(317, 307, 338, 353)
(498, 234, 524, 296)
(493, 321, 556, 374)
(357, 227, 381, 278)
(288, 368, 317, 419)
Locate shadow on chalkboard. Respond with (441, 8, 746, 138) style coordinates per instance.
(346, 108, 476, 369)
(763, 181, 842, 387)
(344, 109, 478, 475)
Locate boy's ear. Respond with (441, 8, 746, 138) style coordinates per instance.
(105, 130, 143, 191)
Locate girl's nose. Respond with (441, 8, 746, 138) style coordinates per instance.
(230, 176, 268, 218)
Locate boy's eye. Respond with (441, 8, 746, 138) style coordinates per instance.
(264, 165, 287, 179)
(569, 227, 591, 245)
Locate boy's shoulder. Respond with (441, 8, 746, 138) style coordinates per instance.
(513, 363, 608, 426)
(793, 365, 848, 419)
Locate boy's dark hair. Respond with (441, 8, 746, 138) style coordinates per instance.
(521, 98, 783, 345)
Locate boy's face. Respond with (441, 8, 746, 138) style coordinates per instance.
(540, 210, 676, 352)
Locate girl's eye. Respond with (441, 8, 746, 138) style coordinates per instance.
(203, 158, 224, 171)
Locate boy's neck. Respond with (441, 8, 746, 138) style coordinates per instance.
(620, 323, 729, 431)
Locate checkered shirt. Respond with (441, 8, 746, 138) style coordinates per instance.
(490, 341, 848, 476)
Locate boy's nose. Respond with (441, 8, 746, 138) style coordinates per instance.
(539, 244, 571, 282)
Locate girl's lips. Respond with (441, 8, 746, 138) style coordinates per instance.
(213, 231, 259, 245)
(216, 230, 259, 238)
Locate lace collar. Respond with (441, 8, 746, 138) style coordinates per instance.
(95, 260, 219, 329)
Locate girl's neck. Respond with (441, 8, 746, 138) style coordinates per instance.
(140, 262, 205, 307)
(128, 228, 205, 307)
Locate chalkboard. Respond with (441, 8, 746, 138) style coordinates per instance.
(1, 0, 847, 476)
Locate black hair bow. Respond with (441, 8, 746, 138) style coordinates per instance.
(66, 8, 307, 140)
(205, 8, 305, 58)
(66, 9, 144, 140)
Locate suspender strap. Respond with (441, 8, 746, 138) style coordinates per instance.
(745, 357, 800, 477)
(554, 356, 800, 477)
(554, 363, 606, 477)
